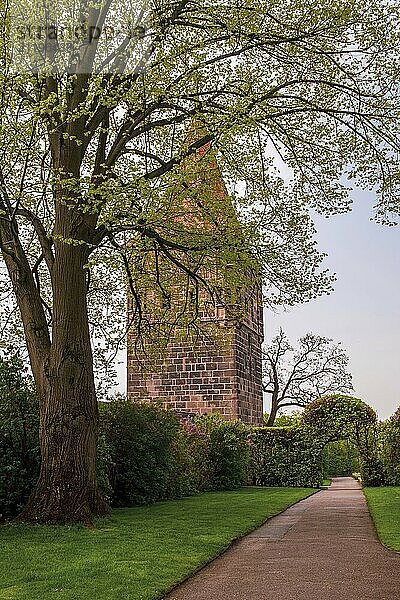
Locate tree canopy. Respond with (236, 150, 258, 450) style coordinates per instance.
(1, 1, 400, 320)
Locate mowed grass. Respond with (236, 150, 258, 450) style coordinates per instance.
(0, 487, 314, 600)
(364, 487, 400, 551)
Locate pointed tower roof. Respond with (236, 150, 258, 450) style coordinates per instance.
(182, 118, 229, 202)
(168, 120, 238, 234)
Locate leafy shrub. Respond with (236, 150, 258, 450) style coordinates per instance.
(194, 415, 251, 490)
(0, 355, 40, 520)
(322, 440, 360, 477)
(356, 423, 384, 486)
(99, 402, 252, 506)
(166, 419, 211, 497)
(378, 411, 400, 485)
(302, 394, 377, 443)
(360, 457, 385, 486)
(99, 399, 180, 506)
(250, 426, 323, 488)
(301, 394, 384, 486)
(96, 433, 114, 503)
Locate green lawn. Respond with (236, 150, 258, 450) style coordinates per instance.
(364, 487, 400, 551)
(0, 487, 314, 600)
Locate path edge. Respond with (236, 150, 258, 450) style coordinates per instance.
(158, 487, 321, 600)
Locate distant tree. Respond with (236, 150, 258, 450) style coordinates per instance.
(263, 329, 353, 426)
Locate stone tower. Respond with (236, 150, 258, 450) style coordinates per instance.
(127, 129, 264, 426)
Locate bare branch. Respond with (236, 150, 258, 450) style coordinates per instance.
(263, 330, 353, 425)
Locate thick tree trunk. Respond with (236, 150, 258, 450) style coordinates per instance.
(0, 127, 109, 524)
(18, 242, 109, 525)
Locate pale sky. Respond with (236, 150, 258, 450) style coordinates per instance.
(265, 190, 400, 420)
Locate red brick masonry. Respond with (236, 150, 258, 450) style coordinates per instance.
(127, 297, 264, 426)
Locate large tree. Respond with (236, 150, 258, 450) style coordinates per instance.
(0, 0, 399, 523)
(263, 329, 353, 426)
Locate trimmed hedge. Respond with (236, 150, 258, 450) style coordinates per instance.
(301, 394, 382, 486)
(99, 400, 251, 506)
(378, 414, 400, 485)
(302, 394, 377, 442)
(100, 400, 181, 505)
(250, 426, 323, 488)
(0, 356, 40, 520)
(194, 414, 251, 490)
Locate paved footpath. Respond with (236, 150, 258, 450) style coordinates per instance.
(164, 477, 400, 600)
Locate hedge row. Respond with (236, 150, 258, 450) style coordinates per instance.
(250, 426, 323, 488)
(378, 413, 400, 485)
(98, 401, 251, 506)
(0, 373, 251, 518)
